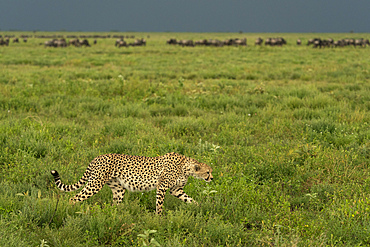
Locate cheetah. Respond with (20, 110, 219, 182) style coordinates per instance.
(51, 152, 213, 214)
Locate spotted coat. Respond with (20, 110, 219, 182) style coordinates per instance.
(51, 152, 213, 214)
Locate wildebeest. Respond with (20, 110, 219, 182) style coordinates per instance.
(69, 39, 90, 47)
(130, 38, 146, 46)
(223, 39, 234, 46)
(255, 37, 263, 45)
(195, 39, 208, 46)
(69, 39, 79, 46)
(308, 38, 333, 48)
(364, 39, 370, 47)
(117, 40, 128, 48)
(167, 38, 177, 45)
(207, 39, 223, 47)
(233, 38, 247, 46)
(354, 39, 369, 47)
(115, 39, 123, 46)
(313, 39, 323, 48)
(78, 39, 90, 47)
(177, 39, 195, 47)
(0, 38, 9, 46)
(307, 38, 318, 46)
(307, 37, 369, 48)
(307, 38, 322, 47)
(44, 39, 55, 47)
(333, 40, 344, 47)
(265, 37, 286, 46)
(44, 39, 67, 48)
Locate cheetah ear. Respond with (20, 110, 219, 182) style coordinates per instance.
(194, 164, 201, 171)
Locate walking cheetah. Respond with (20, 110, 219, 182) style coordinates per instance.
(51, 152, 213, 214)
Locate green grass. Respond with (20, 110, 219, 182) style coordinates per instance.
(0, 31, 370, 246)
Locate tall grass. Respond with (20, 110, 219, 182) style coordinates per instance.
(0, 32, 369, 246)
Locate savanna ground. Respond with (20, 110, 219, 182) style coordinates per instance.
(0, 32, 369, 246)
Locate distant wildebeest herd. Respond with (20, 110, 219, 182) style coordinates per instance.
(305, 38, 370, 48)
(254, 37, 369, 48)
(1, 34, 369, 49)
(254, 37, 287, 46)
(0, 34, 147, 48)
(115, 38, 146, 48)
(0, 36, 27, 46)
(42, 37, 146, 48)
(166, 38, 247, 47)
(43, 38, 92, 48)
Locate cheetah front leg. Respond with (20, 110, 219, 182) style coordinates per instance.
(170, 186, 198, 205)
(155, 185, 167, 215)
(107, 178, 126, 204)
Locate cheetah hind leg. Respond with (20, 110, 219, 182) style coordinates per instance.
(106, 178, 126, 204)
(69, 180, 105, 204)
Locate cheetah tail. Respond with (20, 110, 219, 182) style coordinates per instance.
(50, 168, 91, 192)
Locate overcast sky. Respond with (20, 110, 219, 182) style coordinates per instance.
(0, 0, 369, 33)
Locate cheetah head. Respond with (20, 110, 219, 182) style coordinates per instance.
(187, 159, 213, 182)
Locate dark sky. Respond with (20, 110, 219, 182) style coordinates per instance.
(0, 0, 369, 33)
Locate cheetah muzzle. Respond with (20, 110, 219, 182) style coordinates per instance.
(50, 152, 213, 215)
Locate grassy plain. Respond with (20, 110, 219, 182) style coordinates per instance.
(0, 32, 370, 246)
